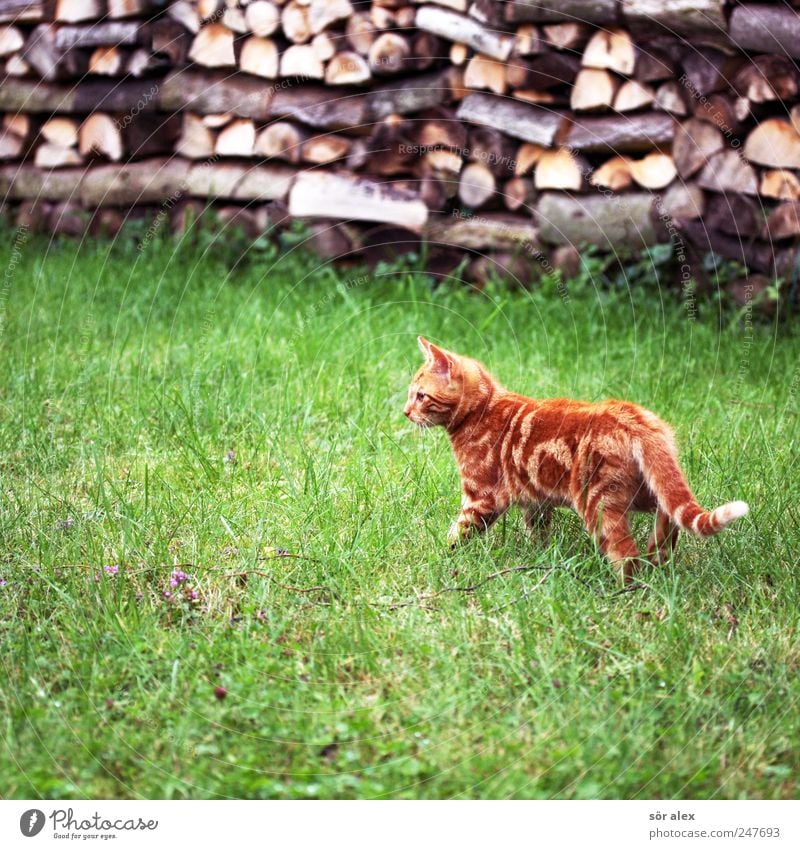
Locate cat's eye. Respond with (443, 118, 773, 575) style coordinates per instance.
(417, 391, 426, 401)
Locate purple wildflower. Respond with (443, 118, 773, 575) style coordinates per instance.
(187, 589, 199, 601)
(0, 578, 8, 587)
(170, 568, 189, 587)
(163, 591, 172, 600)
(104, 565, 120, 576)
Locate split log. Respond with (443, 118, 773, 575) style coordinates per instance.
(215, 118, 256, 156)
(449, 42, 469, 65)
(42, 117, 78, 147)
(325, 50, 370, 84)
(728, 4, 800, 60)
(308, 0, 352, 35)
(301, 133, 351, 164)
(534, 149, 584, 191)
(415, 114, 467, 153)
(634, 48, 673, 83)
(671, 118, 724, 178)
(0, 24, 23, 56)
(189, 23, 235, 67)
(565, 113, 675, 153)
(246, 1, 280, 36)
(423, 148, 462, 178)
(311, 32, 335, 62)
(542, 22, 588, 52)
(254, 121, 307, 162)
(281, 2, 310, 43)
(151, 19, 191, 64)
(346, 12, 376, 55)
(467, 126, 516, 175)
(704, 192, 763, 238)
(514, 142, 545, 176)
(240, 36, 278, 78)
(653, 81, 687, 115)
(503, 176, 534, 212)
(281, 45, 327, 79)
(734, 55, 798, 104)
(223, 7, 248, 34)
(415, 6, 512, 62)
(620, 0, 726, 35)
(763, 202, 800, 240)
(35, 143, 83, 168)
(697, 149, 758, 195)
(693, 93, 742, 133)
(613, 79, 655, 112)
(464, 53, 507, 94)
(198, 0, 222, 21)
(537, 192, 658, 248)
(0, 128, 24, 159)
(571, 68, 618, 112)
(457, 93, 565, 147)
(657, 181, 704, 223)
(458, 161, 496, 207)
(506, 53, 580, 89)
(55, 0, 102, 23)
(289, 171, 429, 231)
(2, 113, 27, 140)
(168, 1, 201, 34)
(744, 119, 800, 169)
(176, 113, 216, 159)
(79, 114, 123, 161)
(368, 32, 410, 75)
(4, 53, 29, 75)
(513, 25, 541, 57)
(512, 89, 558, 106)
(590, 156, 633, 190)
(679, 220, 774, 274)
(108, 0, 150, 18)
(760, 170, 800, 202)
(582, 28, 635, 75)
(89, 46, 124, 75)
(628, 152, 676, 190)
(22, 24, 64, 81)
(680, 48, 734, 98)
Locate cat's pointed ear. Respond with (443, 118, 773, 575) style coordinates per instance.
(419, 337, 454, 379)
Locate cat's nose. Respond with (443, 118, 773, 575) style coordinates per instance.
(403, 404, 412, 418)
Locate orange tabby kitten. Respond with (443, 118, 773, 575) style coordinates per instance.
(405, 337, 749, 582)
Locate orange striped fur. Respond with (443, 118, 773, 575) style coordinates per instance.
(405, 337, 749, 583)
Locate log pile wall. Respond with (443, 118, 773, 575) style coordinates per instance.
(2, 0, 800, 286)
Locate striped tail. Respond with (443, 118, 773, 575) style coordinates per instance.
(634, 436, 749, 537)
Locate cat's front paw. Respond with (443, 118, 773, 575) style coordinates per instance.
(447, 520, 467, 548)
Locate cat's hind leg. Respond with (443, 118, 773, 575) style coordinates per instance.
(523, 503, 553, 534)
(581, 501, 643, 584)
(646, 509, 679, 565)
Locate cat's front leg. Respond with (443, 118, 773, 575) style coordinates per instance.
(447, 495, 504, 547)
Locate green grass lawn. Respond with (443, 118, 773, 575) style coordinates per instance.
(0, 225, 798, 799)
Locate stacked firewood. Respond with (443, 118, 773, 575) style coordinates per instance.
(2, 0, 800, 288)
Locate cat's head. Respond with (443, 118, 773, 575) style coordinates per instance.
(404, 337, 495, 429)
